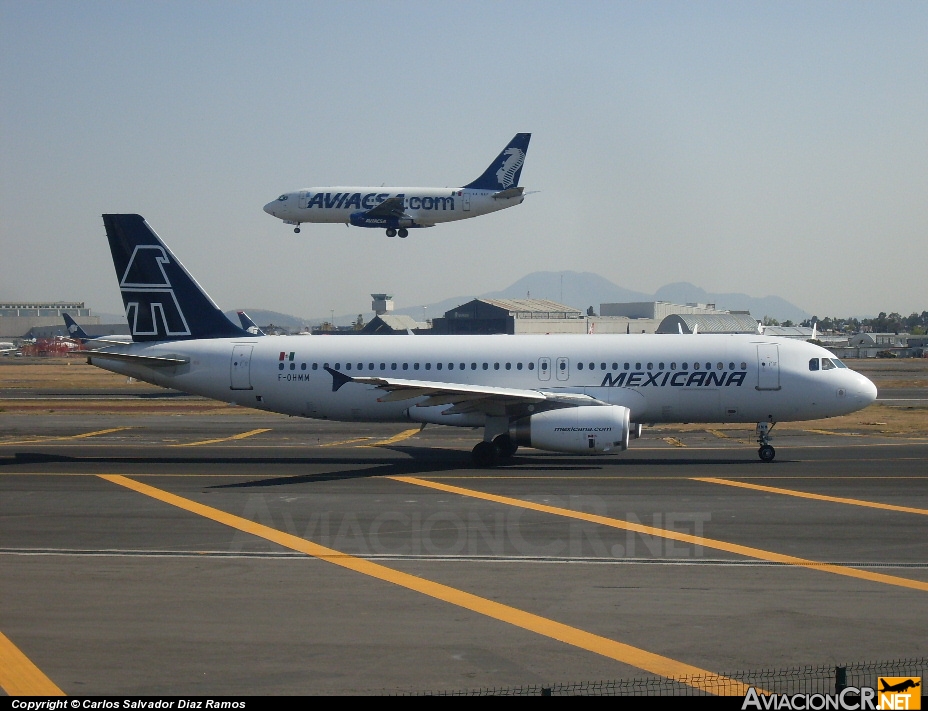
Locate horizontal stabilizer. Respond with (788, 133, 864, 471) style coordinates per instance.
(87, 351, 189, 367)
(492, 186, 524, 200)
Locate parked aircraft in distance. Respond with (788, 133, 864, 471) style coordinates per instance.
(236, 311, 265, 336)
(63, 313, 132, 348)
(87, 214, 877, 466)
(0, 341, 17, 354)
(263, 133, 531, 238)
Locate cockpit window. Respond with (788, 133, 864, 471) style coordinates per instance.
(809, 358, 819, 371)
(822, 358, 836, 370)
(833, 358, 848, 368)
(277, 194, 288, 201)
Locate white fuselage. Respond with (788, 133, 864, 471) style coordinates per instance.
(89, 334, 877, 428)
(263, 187, 522, 228)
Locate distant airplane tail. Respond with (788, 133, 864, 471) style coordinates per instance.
(102, 214, 250, 342)
(62, 313, 91, 341)
(463, 133, 531, 191)
(237, 310, 265, 336)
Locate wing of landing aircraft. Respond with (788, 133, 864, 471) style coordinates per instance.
(360, 196, 410, 220)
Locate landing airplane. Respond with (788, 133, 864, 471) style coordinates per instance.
(263, 133, 531, 238)
(87, 214, 877, 466)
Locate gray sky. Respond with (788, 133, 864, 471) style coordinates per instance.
(2, 1, 926, 321)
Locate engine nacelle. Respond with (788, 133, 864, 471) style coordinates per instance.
(509, 405, 631, 455)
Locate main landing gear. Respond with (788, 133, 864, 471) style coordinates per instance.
(385, 228, 409, 238)
(756, 421, 776, 462)
(471, 433, 518, 468)
(293, 227, 300, 233)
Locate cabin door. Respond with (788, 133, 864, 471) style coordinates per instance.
(230, 345, 254, 390)
(756, 344, 780, 391)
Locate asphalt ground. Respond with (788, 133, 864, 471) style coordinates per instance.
(1, 404, 926, 696)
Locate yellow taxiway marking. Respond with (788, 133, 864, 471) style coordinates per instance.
(97, 474, 752, 693)
(389, 476, 928, 593)
(693, 477, 928, 516)
(0, 427, 132, 446)
(363, 428, 420, 447)
(0, 629, 63, 696)
(319, 437, 372, 447)
(804, 429, 864, 437)
(170, 428, 271, 447)
(662, 437, 686, 447)
(706, 430, 729, 439)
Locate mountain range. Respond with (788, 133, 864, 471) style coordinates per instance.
(223, 271, 811, 328)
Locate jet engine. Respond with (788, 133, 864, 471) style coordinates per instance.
(509, 405, 631, 454)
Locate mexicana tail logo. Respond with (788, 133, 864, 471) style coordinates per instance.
(496, 147, 525, 188)
(119, 245, 191, 338)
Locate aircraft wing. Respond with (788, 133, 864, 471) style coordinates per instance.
(325, 367, 606, 417)
(492, 186, 524, 200)
(362, 196, 410, 219)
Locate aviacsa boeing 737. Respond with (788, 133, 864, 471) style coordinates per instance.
(263, 133, 531, 238)
(88, 214, 877, 466)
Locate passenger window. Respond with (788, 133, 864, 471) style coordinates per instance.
(414, 363, 419, 370)
(612, 362, 618, 370)
(471, 363, 476, 370)
(658, 362, 664, 370)
(601, 363, 606, 370)
(312, 363, 318, 370)
(717, 362, 723, 370)
(448, 363, 454, 370)
(670, 362, 676, 370)
(345, 363, 351, 370)
(729, 362, 735, 370)
(647, 362, 653, 370)
(635, 363, 641, 370)
(494, 363, 500, 370)
(559, 362, 566, 370)
(740, 362, 747, 370)
(528, 362, 535, 370)
(334, 363, 340, 370)
(577, 362, 584, 370)
(517, 363, 523, 370)
(705, 362, 711, 370)
(368, 363, 374, 370)
(436, 363, 442, 370)
(459, 363, 465, 370)
(380, 363, 386, 370)
(809, 358, 820, 371)
(402, 363, 408, 370)
(694, 362, 700, 370)
(624, 362, 630, 370)
(391, 363, 397, 370)
(682, 362, 688, 369)
(505, 363, 511, 370)
(483, 363, 488, 370)
(425, 363, 431, 370)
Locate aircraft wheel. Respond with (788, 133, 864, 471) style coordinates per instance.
(398, 228, 408, 238)
(472, 441, 499, 468)
(386, 228, 397, 237)
(294, 227, 301, 233)
(758, 445, 776, 462)
(493, 434, 518, 458)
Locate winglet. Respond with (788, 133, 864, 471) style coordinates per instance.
(324, 366, 354, 392)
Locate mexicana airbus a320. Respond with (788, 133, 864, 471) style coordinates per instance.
(263, 133, 531, 238)
(86, 214, 877, 467)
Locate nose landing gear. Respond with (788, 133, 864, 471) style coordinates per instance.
(294, 227, 300, 233)
(756, 421, 776, 462)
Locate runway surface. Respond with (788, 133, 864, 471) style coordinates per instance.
(1, 410, 926, 695)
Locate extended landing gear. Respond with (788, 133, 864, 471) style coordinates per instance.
(398, 228, 408, 238)
(471, 434, 518, 468)
(293, 227, 300, 233)
(386, 228, 396, 237)
(756, 421, 776, 462)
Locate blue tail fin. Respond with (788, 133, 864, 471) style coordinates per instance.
(62, 313, 91, 341)
(237, 310, 265, 336)
(102, 214, 250, 342)
(462, 133, 531, 191)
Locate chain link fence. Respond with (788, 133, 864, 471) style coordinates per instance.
(406, 657, 927, 696)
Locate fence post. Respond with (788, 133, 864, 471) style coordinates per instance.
(835, 666, 847, 694)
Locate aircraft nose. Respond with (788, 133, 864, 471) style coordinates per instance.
(860, 375, 878, 404)
(263, 201, 277, 217)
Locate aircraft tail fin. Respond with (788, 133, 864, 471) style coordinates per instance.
(63, 313, 91, 341)
(102, 214, 251, 342)
(237, 310, 266, 336)
(463, 133, 531, 191)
